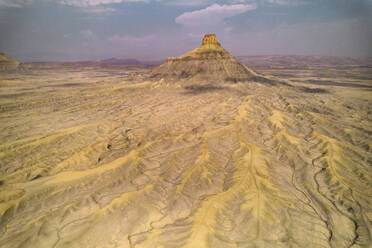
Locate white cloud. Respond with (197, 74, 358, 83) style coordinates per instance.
(175, 3, 257, 28)
(165, 0, 213, 6)
(0, 0, 33, 8)
(228, 0, 255, 3)
(81, 6, 116, 12)
(265, 0, 310, 6)
(266, 0, 299, 5)
(58, 0, 149, 7)
(229, 0, 307, 5)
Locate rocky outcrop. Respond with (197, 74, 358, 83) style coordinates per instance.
(151, 34, 259, 83)
(202, 34, 220, 46)
(0, 53, 19, 72)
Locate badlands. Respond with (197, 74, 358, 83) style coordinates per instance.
(0, 35, 371, 247)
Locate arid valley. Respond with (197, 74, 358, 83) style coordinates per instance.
(0, 34, 371, 248)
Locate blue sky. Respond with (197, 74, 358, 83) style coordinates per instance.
(0, 0, 371, 61)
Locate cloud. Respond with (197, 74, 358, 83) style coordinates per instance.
(0, 0, 33, 8)
(165, 0, 214, 6)
(265, 0, 304, 5)
(227, 0, 255, 3)
(58, 0, 149, 7)
(81, 6, 116, 12)
(175, 3, 257, 28)
(229, 0, 307, 5)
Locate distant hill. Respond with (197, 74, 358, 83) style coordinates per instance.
(20, 55, 372, 71)
(99, 58, 142, 66)
(237, 55, 372, 69)
(22, 58, 165, 70)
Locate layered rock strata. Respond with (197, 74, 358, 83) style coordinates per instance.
(0, 53, 19, 72)
(151, 34, 258, 83)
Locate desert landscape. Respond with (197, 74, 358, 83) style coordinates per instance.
(0, 34, 371, 248)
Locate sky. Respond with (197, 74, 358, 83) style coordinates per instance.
(0, 0, 371, 61)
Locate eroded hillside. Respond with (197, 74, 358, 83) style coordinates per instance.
(0, 66, 371, 247)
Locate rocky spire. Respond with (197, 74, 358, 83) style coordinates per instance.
(0, 53, 19, 72)
(201, 34, 221, 46)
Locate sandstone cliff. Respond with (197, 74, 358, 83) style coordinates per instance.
(0, 53, 19, 72)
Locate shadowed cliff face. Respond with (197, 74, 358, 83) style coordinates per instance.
(0, 65, 371, 247)
(151, 34, 258, 83)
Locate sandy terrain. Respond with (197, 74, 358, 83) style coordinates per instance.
(0, 65, 371, 247)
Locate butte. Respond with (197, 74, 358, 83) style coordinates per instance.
(151, 34, 268, 84)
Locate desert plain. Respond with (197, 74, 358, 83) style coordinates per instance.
(0, 48, 371, 248)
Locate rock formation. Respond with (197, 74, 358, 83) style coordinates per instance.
(0, 53, 19, 72)
(151, 34, 259, 83)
